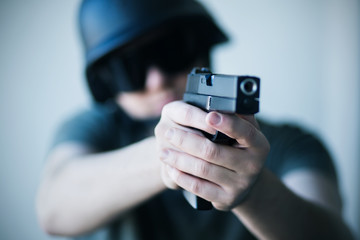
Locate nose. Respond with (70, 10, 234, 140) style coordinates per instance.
(145, 67, 167, 92)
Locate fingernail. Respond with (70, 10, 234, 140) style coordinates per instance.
(208, 112, 222, 125)
(165, 128, 174, 140)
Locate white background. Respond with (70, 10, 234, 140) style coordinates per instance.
(0, 0, 359, 239)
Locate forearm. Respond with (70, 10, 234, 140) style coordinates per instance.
(37, 137, 166, 236)
(232, 169, 353, 240)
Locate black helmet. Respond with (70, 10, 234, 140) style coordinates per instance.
(78, 0, 228, 102)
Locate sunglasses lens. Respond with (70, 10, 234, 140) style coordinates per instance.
(145, 33, 198, 73)
(110, 31, 205, 92)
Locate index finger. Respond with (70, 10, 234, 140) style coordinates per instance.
(205, 112, 265, 148)
(162, 101, 216, 135)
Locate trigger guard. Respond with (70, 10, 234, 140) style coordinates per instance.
(203, 131, 236, 145)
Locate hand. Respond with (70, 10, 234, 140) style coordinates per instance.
(154, 101, 270, 210)
(155, 101, 216, 189)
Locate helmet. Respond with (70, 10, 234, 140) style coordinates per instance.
(78, 0, 228, 102)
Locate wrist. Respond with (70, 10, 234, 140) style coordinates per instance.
(232, 168, 275, 214)
(232, 168, 264, 208)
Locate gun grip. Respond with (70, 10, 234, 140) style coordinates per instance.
(183, 190, 213, 210)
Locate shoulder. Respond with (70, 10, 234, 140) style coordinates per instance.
(67, 102, 124, 125)
(52, 102, 159, 151)
(258, 118, 327, 155)
(258, 119, 337, 181)
(60, 103, 123, 136)
(52, 103, 128, 151)
(258, 119, 312, 143)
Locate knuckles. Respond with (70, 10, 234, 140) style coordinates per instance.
(188, 180, 202, 195)
(157, 102, 269, 212)
(170, 167, 181, 183)
(174, 129, 186, 147)
(213, 181, 250, 211)
(245, 124, 257, 142)
(182, 105, 194, 123)
(201, 140, 218, 160)
(245, 160, 262, 176)
(194, 160, 210, 178)
(161, 164, 178, 190)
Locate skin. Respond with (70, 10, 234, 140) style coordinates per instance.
(36, 66, 354, 239)
(36, 67, 187, 235)
(155, 102, 270, 210)
(155, 101, 353, 239)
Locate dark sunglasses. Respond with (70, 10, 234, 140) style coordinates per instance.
(104, 30, 209, 92)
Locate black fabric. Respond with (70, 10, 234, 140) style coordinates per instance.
(52, 102, 158, 152)
(78, 0, 228, 103)
(52, 103, 337, 240)
(79, 0, 228, 68)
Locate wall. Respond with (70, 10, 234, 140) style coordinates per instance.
(0, 1, 86, 239)
(200, 0, 360, 237)
(0, 0, 359, 239)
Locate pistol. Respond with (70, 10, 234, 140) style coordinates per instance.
(182, 67, 260, 210)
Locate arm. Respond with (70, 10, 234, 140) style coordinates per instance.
(155, 101, 353, 240)
(232, 169, 353, 240)
(36, 137, 166, 236)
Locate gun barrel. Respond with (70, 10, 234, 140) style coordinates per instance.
(184, 70, 260, 114)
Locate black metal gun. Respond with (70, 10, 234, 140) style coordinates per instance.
(182, 67, 260, 210)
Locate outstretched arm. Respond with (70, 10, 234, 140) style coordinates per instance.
(232, 168, 353, 240)
(36, 137, 165, 236)
(155, 101, 353, 240)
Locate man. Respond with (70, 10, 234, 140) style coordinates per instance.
(36, 0, 353, 239)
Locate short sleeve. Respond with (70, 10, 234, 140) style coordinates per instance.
(51, 105, 121, 152)
(260, 121, 337, 182)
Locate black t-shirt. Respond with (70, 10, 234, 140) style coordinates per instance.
(53, 103, 337, 240)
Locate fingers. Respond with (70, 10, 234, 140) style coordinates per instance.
(155, 101, 270, 210)
(160, 162, 179, 190)
(164, 165, 225, 203)
(164, 127, 242, 168)
(161, 101, 216, 135)
(205, 112, 268, 150)
(160, 149, 252, 210)
(160, 148, 236, 187)
(155, 101, 217, 191)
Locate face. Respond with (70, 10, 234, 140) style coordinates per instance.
(115, 66, 189, 119)
(112, 28, 209, 120)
